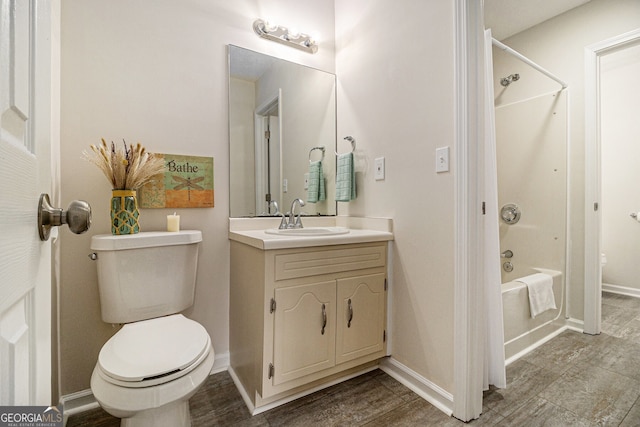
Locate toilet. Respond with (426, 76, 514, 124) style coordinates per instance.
(90, 230, 214, 427)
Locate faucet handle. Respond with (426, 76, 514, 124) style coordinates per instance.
(501, 250, 513, 259)
(278, 213, 288, 229)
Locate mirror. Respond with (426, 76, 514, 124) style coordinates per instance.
(228, 45, 337, 217)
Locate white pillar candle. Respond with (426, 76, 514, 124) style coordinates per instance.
(167, 213, 180, 232)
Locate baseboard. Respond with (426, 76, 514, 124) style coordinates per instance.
(229, 364, 380, 416)
(60, 351, 230, 424)
(60, 388, 100, 422)
(602, 283, 640, 299)
(227, 366, 256, 415)
(564, 317, 584, 333)
(210, 350, 230, 374)
(379, 357, 453, 417)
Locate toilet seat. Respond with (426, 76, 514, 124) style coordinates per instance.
(98, 314, 210, 388)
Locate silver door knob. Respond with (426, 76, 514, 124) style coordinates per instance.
(38, 193, 91, 241)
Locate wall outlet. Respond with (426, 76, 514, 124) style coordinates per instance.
(375, 157, 385, 180)
(436, 146, 449, 173)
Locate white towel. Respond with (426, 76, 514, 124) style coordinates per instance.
(515, 273, 556, 318)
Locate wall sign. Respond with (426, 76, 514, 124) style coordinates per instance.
(138, 154, 214, 208)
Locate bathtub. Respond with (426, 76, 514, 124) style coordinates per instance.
(502, 267, 564, 363)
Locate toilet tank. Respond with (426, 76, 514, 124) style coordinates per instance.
(90, 230, 202, 324)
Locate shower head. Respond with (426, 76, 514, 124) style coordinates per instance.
(500, 73, 520, 87)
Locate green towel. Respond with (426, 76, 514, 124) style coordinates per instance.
(306, 160, 325, 203)
(335, 152, 356, 202)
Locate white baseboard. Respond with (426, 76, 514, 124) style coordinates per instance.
(229, 365, 380, 416)
(227, 366, 256, 415)
(60, 388, 100, 424)
(379, 357, 453, 417)
(602, 283, 640, 299)
(564, 317, 584, 333)
(210, 350, 230, 374)
(60, 351, 231, 424)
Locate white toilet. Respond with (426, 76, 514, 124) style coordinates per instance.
(90, 230, 214, 427)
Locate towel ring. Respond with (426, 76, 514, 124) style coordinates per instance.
(335, 136, 356, 155)
(309, 146, 325, 163)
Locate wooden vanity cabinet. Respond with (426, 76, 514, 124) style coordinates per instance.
(230, 241, 388, 408)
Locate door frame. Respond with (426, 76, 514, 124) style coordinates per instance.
(584, 28, 640, 335)
(453, 0, 485, 421)
(254, 90, 282, 215)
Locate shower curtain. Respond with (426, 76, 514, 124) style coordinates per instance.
(482, 29, 506, 390)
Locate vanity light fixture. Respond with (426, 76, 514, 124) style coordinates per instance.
(252, 19, 318, 54)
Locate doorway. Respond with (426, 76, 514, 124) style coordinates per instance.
(584, 29, 640, 334)
(254, 92, 281, 216)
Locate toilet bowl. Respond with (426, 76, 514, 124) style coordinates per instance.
(90, 231, 212, 427)
(91, 315, 214, 426)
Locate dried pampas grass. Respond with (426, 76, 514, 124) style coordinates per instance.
(83, 139, 166, 190)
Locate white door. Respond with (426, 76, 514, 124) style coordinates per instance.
(0, 0, 55, 405)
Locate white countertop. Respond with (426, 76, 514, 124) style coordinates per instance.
(228, 217, 393, 250)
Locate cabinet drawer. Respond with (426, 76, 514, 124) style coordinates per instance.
(274, 245, 386, 281)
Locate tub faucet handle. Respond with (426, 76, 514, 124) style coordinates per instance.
(501, 250, 513, 258)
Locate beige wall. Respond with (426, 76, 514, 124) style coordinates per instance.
(229, 77, 256, 216)
(488, 0, 640, 321)
(335, 0, 456, 393)
(601, 43, 640, 289)
(59, 0, 336, 395)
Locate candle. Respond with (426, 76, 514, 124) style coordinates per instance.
(167, 212, 180, 232)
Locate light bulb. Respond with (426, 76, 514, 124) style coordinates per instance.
(287, 27, 300, 39)
(264, 20, 278, 33)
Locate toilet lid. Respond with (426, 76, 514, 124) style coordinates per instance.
(98, 314, 210, 382)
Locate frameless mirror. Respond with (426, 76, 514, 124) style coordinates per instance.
(228, 45, 337, 217)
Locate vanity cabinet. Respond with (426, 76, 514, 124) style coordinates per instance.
(230, 241, 388, 409)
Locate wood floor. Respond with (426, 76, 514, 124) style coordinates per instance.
(67, 292, 640, 426)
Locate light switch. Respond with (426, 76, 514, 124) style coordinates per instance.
(304, 173, 309, 189)
(436, 147, 449, 173)
(375, 157, 385, 180)
(283, 178, 288, 193)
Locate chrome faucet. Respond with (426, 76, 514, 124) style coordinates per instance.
(268, 200, 279, 215)
(287, 198, 305, 229)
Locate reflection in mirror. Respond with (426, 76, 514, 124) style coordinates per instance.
(228, 45, 337, 217)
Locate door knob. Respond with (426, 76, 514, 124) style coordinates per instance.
(38, 193, 91, 241)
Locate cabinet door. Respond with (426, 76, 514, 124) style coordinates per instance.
(336, 273, 386, 364)
(273, 281, 336, 385)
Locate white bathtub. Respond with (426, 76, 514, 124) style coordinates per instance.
(502, 267, 564, 363)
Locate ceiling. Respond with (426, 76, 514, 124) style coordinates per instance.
(484, 0, 592, 40)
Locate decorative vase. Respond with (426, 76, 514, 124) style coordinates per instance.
(111, 190, 140, 235)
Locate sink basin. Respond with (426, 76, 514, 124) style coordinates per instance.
(264, 227, 350, 236)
